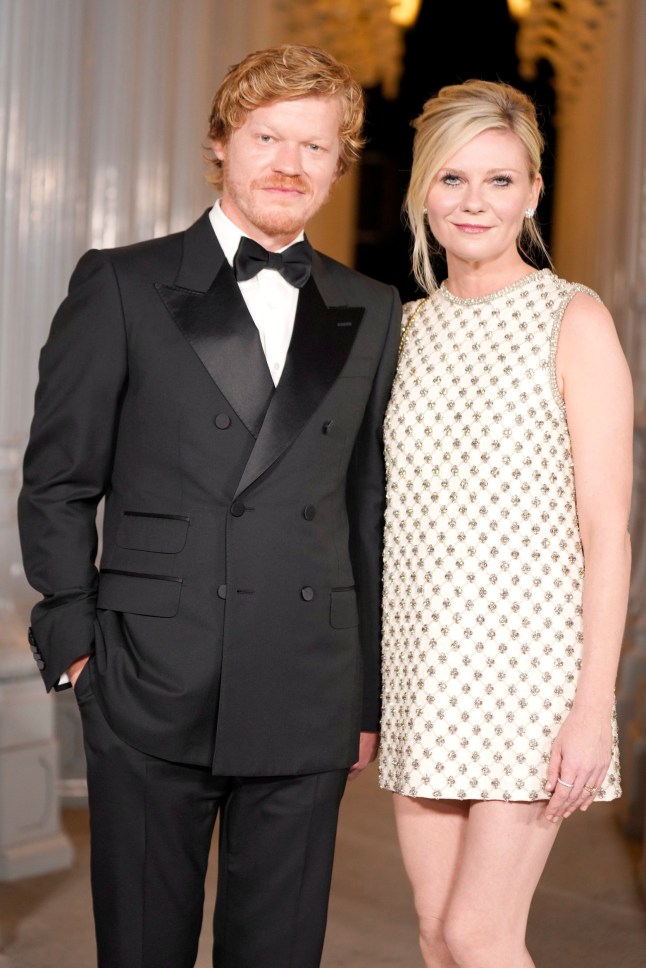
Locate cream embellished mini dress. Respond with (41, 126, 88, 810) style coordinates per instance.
(379, 270, 621, 802)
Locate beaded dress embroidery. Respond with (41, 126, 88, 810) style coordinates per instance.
(379, 270, 621, 801)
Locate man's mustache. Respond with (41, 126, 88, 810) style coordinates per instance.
(254, 175, 309, 192)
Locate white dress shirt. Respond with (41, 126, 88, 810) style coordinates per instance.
(209, 200, 304, 385)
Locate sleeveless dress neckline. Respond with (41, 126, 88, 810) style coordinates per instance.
(438, 269, 551, 306)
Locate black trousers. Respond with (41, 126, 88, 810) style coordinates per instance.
(75, 662, 348, 968)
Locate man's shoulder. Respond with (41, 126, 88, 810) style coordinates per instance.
(85, 209, 212, 275)
(311, 249, 397, 304)
(109, 230, 184, 260)
(101, 222, 192, 268)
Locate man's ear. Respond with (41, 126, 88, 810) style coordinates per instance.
(211, 138, 226, 163)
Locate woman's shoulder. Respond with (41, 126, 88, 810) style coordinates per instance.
(403, 297, 425, 316)
(547, 271, 603, 307)
(550, 274, 619, 351)
(402, 295, 434, 322)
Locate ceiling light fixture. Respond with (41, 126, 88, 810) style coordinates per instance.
(390, 0, 423, 28)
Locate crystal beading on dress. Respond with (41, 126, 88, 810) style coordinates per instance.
(379, 269, 622, 802)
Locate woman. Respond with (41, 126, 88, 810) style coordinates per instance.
(379, 80, 632, 968)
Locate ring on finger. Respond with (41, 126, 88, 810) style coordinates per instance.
(556, 777, 575, 789)
(583, 784, 597, 795)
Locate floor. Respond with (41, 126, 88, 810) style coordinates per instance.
(1, 763, 645, 967)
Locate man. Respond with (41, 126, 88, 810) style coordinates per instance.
(18, 45, 400, 968)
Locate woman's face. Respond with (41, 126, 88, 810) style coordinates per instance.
(424, 127, 541, 272)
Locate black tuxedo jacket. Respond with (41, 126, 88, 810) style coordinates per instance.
(18, 210, 401, 775)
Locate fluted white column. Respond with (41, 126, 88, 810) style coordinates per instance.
(0, 0, 80, 879)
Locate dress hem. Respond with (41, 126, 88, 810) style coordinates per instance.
(379, 784, 621, 804)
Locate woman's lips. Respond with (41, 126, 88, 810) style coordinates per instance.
(452, 223, 491, 233)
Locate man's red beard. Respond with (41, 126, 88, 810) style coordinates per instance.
(245, 175, 317, 237)
(220, 164, 332, 243)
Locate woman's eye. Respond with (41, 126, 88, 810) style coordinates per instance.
(493, 175, 512, 186)
(308, 143, 322, 152)
(441, 174, 461, 186)
(259, 134, 273, 143)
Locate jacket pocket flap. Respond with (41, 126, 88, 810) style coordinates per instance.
(97, 570, 182, 617)
(329, 587, 359, 629)
(116, 512, 189, 553)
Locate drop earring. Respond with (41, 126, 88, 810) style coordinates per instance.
(525, 208, 535, 218)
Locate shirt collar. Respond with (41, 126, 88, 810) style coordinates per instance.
(209, 199, 305, 267)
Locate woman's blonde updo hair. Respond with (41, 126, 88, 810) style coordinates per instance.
(206, 44, 365, 190)
(406, 79, 550, 293)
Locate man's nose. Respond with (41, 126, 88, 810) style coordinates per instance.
(273, 142, 303, 175)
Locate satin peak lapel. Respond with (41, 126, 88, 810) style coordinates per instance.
(234, 277, 365, 498)
(156, 262, 274, 438)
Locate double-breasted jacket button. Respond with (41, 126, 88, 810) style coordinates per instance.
(303, 505, 316, 521)
(300, 586, 315, 602)
(214, 413, 231, 430)
(322, 419, 334, 434)
(230, 501, 246, 517)
(217, 584, 227, 600)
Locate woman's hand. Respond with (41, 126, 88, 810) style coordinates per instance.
(544, 706, 612, 822)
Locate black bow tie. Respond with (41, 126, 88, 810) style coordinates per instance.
(233, 236, 312, 289)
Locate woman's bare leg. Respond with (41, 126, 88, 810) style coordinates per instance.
(443, 800, 560, 968)
(393, 794, 469, 967)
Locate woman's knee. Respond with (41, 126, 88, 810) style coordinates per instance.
(443, 913, 527, 968)
(442, 912, 495, 966)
